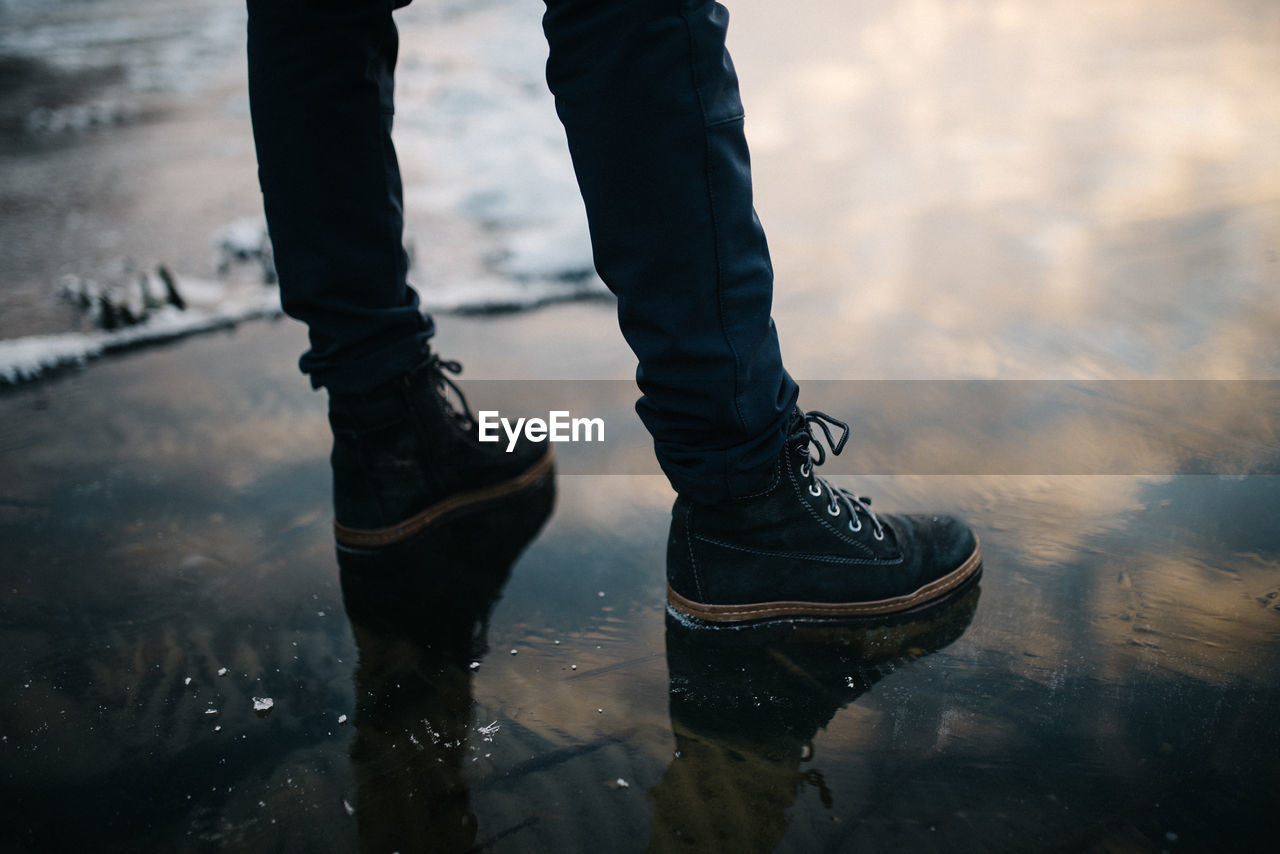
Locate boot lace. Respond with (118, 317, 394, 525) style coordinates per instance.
(797, 411, 885, 541)
(412, 355, 474, 431)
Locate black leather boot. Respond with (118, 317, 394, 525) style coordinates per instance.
(328, 354, 554, 558)
(667, 408, 981, 624)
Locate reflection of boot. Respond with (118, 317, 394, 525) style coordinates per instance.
(648, 576, 981, 853)
(340, 483, 553, 854)
(668, 409, 980, 623)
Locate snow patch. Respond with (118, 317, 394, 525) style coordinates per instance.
(0, 278, 280, 385)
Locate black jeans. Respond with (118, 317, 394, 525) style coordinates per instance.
(247, 0, 798, 502)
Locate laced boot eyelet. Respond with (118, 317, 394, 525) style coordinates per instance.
(808, 482, 822, 498)
(827, 502, 840, 517)
(800, 462, 811, 477)
(848, 518, 862, 533)
(874, 528, 885, 541)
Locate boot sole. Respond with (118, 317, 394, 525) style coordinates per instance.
(334, 449, 555, 549)
(666, 536, 982, 624)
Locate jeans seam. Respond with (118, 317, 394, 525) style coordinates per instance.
(370, 8, 402, 297)
(686, 503, 706, 602)
(692, 536, 901, 565)
(679, 2, 749, 465)
(705, 113, 744, 129)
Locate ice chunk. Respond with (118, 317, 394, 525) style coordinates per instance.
(252, 697, 274, 714)
(215, 218, 269, 261)
(0, 279, 281, 385)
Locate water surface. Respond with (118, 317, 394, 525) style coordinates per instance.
(1, 319, 1278, 851)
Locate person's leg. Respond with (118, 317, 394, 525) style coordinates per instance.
(543, 0, 981, 622)
(247, 0, 430, 393)
(247, 0, 553, 551)
(543, 0, 798, 504)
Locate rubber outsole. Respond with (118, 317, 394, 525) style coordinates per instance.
(334, 449, 555, 549)
(666, 536, 983, 624)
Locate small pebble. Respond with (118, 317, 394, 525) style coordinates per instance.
(571, 665, 577, 670)
(183, 677, 192, 686)
(616, 778, 629, 788)
(510, 649, 518, 656)
(338, 714, 348, 725)
(469, 661, 481, 670)
(597, 708, 603, 714)
(217, 667, 228, 677)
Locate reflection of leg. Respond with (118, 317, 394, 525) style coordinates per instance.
(247, 0, 431, 393)
(648, 586, 982, 851)
(348, 632, 477, 854)
(342, 496, 554, 853)
(647, 728, 800, 854)
(543, 0, 799, 502)
(647, 615, 862, 853)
